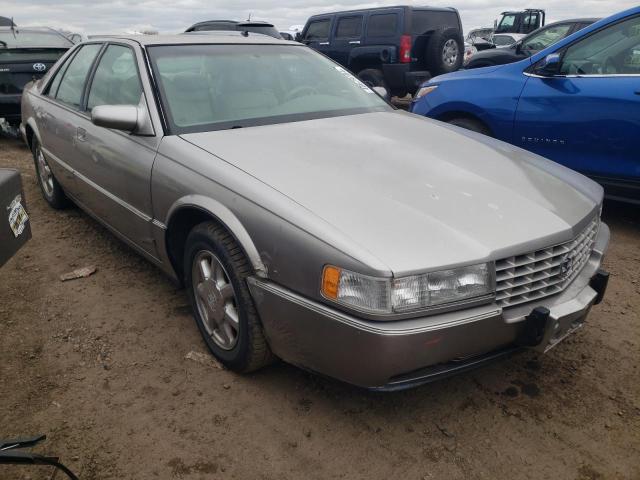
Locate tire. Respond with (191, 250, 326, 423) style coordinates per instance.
(184, 221, 274, 373)
(32, 138, 69, 209)
(447, 117, 492, 136)
(426, 28, 463, 76)
(357, 68, 388, 91)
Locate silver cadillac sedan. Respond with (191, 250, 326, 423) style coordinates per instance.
(20, 33, 610, 390)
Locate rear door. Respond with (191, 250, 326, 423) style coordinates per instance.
(300, 16, 333, 56)
(38, 43, 104, 192)
(364, 10, 402, 61)
(71, 42, 160, 254)
(514, 15, 640, 200)
(329, 15, 364, 67)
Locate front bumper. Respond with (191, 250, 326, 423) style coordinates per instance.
(248, 223, 610, 390)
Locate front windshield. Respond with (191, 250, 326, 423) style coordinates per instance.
(0, 30, 73, 48)
(495, 14, 516, 33)
(493, 35, 514, 46)
(521, 24, 572, 53)
(148, 44, 391, 134)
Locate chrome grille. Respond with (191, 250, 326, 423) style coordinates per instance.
(495, 216, 599, 308)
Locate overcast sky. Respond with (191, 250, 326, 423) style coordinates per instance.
(2, 0, 636, 35)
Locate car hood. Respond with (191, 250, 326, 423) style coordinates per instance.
(181, 111, 602, 276)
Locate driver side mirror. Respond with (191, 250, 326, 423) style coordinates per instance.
(92, 105, 138, 132)
(534, 53, 561, 77)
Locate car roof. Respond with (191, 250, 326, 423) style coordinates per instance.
(307, 4, 456, 19)
(86, 33, 295, 46)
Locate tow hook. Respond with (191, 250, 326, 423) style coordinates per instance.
(590, 269, 610, 305)
(517, 306, 550, 347)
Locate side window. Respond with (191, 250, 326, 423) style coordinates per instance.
(560, 15, 640, 75)
(87, 45, 143, 110)
(46, 54, 73, 98)
(522, 24, 572, 52)
(55, 44, 102, 108)
(367, 13, 398, 37)
(335, 16, 362, 38)
(304, 20, 331, 40)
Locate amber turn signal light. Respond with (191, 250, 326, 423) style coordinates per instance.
(321, 265, 341, 299)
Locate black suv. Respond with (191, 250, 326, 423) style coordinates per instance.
(299, 6, 464, 96)
(1, 27, 72, 128)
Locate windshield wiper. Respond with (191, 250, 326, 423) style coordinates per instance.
(0, 40, 7, 48)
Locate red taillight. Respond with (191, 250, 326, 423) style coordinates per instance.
(399, 35, 412, 63)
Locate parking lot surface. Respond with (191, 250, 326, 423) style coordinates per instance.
(1, 136, 639, 480)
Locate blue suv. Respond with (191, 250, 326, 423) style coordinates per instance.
(410, 6, 640, 204)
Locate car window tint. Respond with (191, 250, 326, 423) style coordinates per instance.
(522, 24, 572, 52)
(412, 11, 458, 35)
(305, 19, 331, 40)
(368, 14, 398, 37)
(336, 16, 362, 38)
(87, 45, 142, 110)
(561, 16, 640, 75)
(46, 52, 75, 98)
(55, 44, 102, 108)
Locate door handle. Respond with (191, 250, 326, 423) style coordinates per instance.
(349, 40, 361, 45)
(635, 90, 640, 95)
(319, 42, 330, 45)
(76, 127, 87, 142)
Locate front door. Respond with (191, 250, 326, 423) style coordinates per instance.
(300, 17, 333, 56)
(329, 15, 364, 68)
(72, 43, 160, 255)
(514, 15, 640, 200)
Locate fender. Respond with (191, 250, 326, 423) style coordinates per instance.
(24, 115, 41, 149)
(165, 194, 267, 277)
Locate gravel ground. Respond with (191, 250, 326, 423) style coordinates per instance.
(1, 135, 639, 480)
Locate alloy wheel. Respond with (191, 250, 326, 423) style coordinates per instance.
(442, 39, 459, 66)
(192, 250, 240, 350)
(36, 148, 54, 197)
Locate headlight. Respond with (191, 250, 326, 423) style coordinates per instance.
(321, 264, 493, 315)
(414, 85, 438, 100)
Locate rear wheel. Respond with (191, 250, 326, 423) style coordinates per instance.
(32, 138, 69, 209)
(447, 117, 492, 136)
(184, 221, 274, 373)
(357, 68, 388, 91)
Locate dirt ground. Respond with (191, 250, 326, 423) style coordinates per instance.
(1, 135, 639, 480)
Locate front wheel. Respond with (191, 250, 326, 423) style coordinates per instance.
(184, 221, 274, 373)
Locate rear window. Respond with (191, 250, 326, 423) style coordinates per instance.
(367, 14, 398, 37)
(336, 16, 363, 38)
(0, 30, 73, 48)
(0, 49, 67, 62)
(305, 19, 331, 40)
(411, 11, 459, 35)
